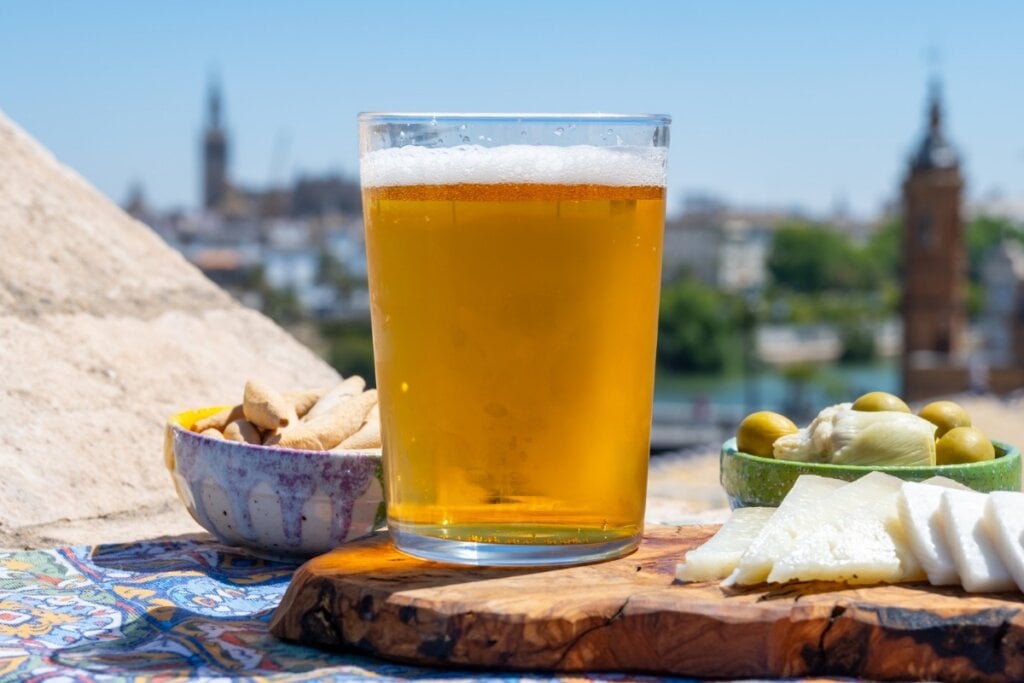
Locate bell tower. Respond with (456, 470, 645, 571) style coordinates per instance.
(901, 79, 967, 399)
(202, 77, 228, 211)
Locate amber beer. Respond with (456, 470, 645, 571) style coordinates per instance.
(360, 126, 669, 565)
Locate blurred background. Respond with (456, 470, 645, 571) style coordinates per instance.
(3, 0, 1024, 451)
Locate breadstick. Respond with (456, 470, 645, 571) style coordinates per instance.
(191, 404, 244, 433)
(304, 376, 366, 423)
(267, 390, 377, 451)
(243, 380, 295, 431)
(336, 409, 381, 450)
(284, 387, 328, 419)
(223, 419, 262, 444)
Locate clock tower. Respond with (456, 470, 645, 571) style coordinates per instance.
(901, 80, 967, 399)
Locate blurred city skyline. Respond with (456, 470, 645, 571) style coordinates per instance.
(2, 0, 1023, 219)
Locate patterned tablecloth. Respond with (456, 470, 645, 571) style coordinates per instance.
(0, 537, 690, 682)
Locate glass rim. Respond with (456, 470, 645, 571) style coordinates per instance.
(358, 112, 671, 126)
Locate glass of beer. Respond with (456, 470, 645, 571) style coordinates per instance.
(358, 113, 670, 566)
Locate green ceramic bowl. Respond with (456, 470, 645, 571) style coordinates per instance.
(720, 437, 1021, 508)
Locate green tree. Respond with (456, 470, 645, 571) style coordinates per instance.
(838, 321, 876, 363)
(864, 217, 902, 284)
(762, 219, 901, 365)
(767, 221, 900, 295)
(657, 276, 737, 373)
(321, 320, 376, 385)
(966, 215, 1022, 282)
(767, 223, 864, 292)
(781, 363, 820, 419)
(243, 265, 306, 326)
(262, 287, 305, 326)
(316, 248, 366, 297)
(960, 215, 1024, 320)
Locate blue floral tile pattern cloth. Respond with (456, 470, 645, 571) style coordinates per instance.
(0, 537, 689, 682)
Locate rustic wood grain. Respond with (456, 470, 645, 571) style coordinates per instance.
(269, 525, 1024, 681)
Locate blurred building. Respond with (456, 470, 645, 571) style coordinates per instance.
(199, 80, 361, 221)
(662, 198, 780, 294)
(980, 241, 1024, 391)
(900, 80, 970, 400)
(130, 78, 368, 322)
(202, 81, 229, 211)
(900, 80, 1024, 399)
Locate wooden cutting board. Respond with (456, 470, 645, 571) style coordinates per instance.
(270, 525, 1024, 681)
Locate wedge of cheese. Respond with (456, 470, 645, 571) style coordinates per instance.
(768, 471, 924, 585)
(676, 507, 775, 582)
(984, 491, 1024, 594)
(897, 478, 968, 586)
(725, 475, 845, 586)
(940, 489, 1015, 593)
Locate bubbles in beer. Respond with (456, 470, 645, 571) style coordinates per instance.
(360, 144, 668, 188)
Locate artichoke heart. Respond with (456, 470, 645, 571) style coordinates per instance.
(773, 403, 851, 463)
(830, 410, 937, 466)
(774, 404, 937, 466)
(773, 427, 821, 462)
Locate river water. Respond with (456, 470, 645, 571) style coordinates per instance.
(653, 360, 900, 427)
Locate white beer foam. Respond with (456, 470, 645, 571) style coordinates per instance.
(361, 144, 667, 188)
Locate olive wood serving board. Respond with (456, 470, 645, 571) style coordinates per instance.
(270, 525, 1024, 681)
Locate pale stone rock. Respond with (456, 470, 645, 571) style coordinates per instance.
(0, 110, 339, 548)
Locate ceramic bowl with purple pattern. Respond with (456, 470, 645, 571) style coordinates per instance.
(165, 406, 385, 558)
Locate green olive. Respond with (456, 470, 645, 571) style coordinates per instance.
(936, 426, 995, 465)
(736, 411, 799, 459)
(851, 391, 911, 413)
(918, 401, 972, 439)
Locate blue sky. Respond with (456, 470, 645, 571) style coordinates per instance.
(2, 1, 1022, 217)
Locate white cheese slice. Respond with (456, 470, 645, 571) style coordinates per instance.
(940, 489, 1016, 593)
(984, 491, 1024, 594)
(897, 480, 961, 586)
(676, 507, 775, 582)
(724, 475, 845, 586)
(920, 476, 972, 490)
(768, 471, 924, 585)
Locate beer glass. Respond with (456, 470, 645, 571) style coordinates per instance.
(359, 113, 670, 566)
